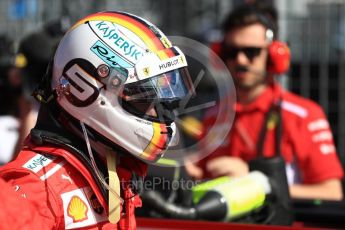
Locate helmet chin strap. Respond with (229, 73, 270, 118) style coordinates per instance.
(80, 121, 123, 223)
(106, 150, 121, 223)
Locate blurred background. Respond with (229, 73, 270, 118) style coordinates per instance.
(0, 0, 344, 168)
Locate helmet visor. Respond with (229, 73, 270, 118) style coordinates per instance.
(123, 67, 194, 102)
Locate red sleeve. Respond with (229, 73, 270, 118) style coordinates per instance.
(0, 169, 64, 230)
(299, 103, 344, 183)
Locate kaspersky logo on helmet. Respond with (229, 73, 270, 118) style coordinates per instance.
(89, 21, 144, 63)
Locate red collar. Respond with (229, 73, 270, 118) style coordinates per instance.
(24, 139, 108, 210)
(23, 137, 148, 206)
(235, 83, 283, 113)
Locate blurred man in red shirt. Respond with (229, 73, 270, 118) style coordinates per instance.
(187, 4, 343, 200)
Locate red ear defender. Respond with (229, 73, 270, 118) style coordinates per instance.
(267, 41, 291, 75)
(210, 41, 222, 57)
(209, 41, 224, 69)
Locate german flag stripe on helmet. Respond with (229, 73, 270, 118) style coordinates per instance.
(72, 11, 175, 60)
(140, 123, 169, 161)
(114, 11, 163, 38)
(170, 47, 181, 56)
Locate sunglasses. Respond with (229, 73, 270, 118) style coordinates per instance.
(223, 46, 265, 62)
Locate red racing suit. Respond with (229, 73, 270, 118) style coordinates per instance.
(198, 84, 343, 184)
(0, 140, 143, 230)
(0, 177, 48, 230)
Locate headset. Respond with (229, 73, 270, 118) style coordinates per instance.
(211, 7, 291, 75)
(266, 35, 291, 75)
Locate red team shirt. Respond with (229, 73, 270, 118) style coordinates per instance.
(198, 84, 343, 184)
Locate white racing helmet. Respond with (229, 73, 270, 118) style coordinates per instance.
(51, 11, 194, 162)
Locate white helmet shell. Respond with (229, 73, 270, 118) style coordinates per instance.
(51, 12, 194, 162)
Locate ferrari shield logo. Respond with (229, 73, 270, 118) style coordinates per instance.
(179, 56, 184, 64)
(143, 67, 150, 76)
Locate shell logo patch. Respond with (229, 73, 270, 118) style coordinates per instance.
(61, 187, 108, 229)
(67, 196, 89, 223)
